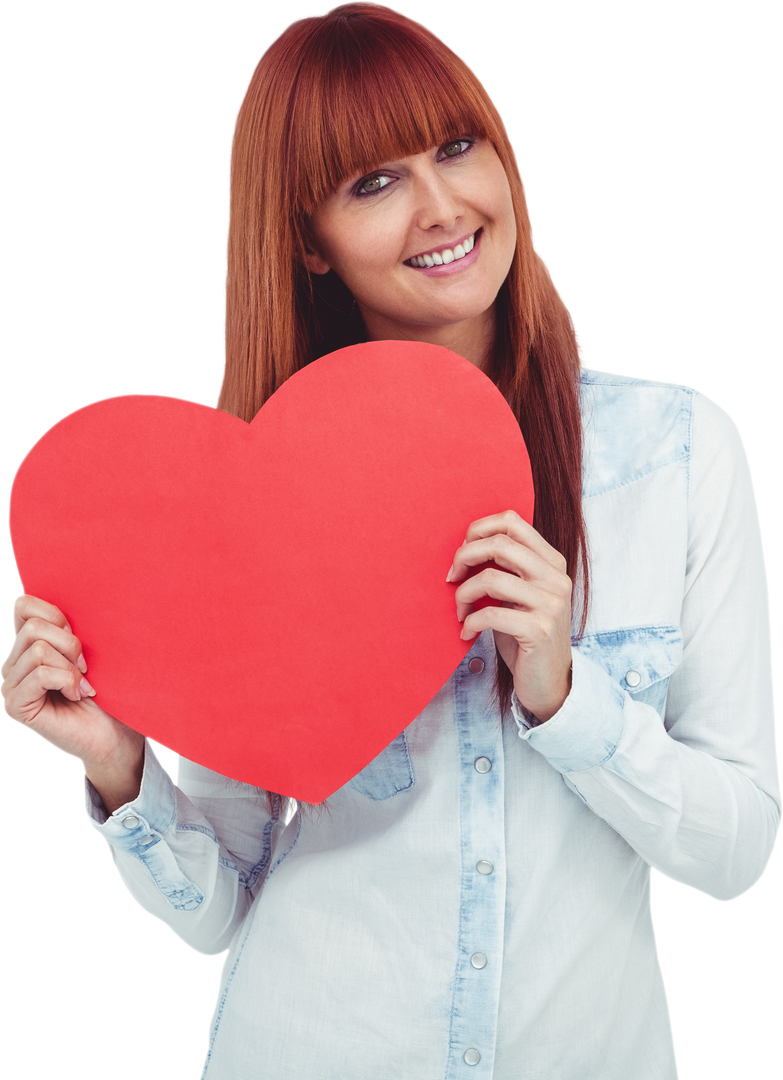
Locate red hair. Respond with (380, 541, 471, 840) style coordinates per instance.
(219, 3, 589, 725)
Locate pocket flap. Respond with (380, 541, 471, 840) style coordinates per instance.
(574, 624, 683, 692)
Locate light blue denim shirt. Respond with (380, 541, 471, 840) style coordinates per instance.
(87, 370, 779, 1079)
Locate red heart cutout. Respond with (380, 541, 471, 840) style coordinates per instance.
(11, 341, 533, 802)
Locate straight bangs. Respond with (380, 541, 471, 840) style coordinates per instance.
(281, 10, 507, 214)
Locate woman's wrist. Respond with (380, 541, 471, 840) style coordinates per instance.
(516, 664, 572, 724)
(84, 735, 145, 816)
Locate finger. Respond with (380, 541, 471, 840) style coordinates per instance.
(460, 604, 528, 641)
(4, 617, 84, 673)
(13, 594, 71, 636)
(449, 532, 565, 587)
(463, 511, 567, 573)
(460, 603, 558, 643)
(4, 638, 74, 692)
(462, 604, 516, 635)
(4, 663, 91, 725)
(449, 533, 525, 583)
(455, 570, 560, 624)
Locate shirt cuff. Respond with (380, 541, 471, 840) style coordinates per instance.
(512, 647, 627, 773)
(84, 742, 204, 911)
(84, 741, 177, 843)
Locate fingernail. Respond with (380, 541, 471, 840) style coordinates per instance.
(64, 622, 72, 634)
(77, 653, 87, 674)
(79, 677, 96, 697)
(446, 564, 454, 583)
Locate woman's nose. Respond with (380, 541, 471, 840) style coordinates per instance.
(413, 171, 462, 232)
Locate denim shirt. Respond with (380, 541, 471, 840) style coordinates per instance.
(87, 369, 780, 1080)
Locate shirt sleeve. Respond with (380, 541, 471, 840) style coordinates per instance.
(512, 391, 780, 900)
(85, 742, 290, 952)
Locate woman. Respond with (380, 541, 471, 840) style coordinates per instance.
(3, 5, 778, 1078)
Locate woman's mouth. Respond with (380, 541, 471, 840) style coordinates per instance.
(404, 229, 482, 276)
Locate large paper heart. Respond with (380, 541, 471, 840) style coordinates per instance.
(11, 341, 533, 801)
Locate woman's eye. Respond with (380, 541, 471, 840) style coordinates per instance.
(441, 139, 472, 158)
(351, 141, 473, 197)
(356, 174, 391, 196)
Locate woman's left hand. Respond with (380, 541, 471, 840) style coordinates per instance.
(447, 510, 573, 723)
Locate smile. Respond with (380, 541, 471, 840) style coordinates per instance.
(404, 229, 482, 277)
(405, 230, 479, 268)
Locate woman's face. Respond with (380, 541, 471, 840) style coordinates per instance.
(305, 137, 517, 364)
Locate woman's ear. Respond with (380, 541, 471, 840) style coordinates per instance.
(303, 248, 332, 275)
(301, 220, 332, 275)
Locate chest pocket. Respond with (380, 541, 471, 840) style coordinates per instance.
(346, 731, 415, 801)
(574, 624, 683, 717)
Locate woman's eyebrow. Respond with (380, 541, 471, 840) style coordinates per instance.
(349, 141, 459, 182)
(355, 156, 407, 175)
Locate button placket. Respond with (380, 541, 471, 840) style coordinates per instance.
(462, 635, 492, 1067)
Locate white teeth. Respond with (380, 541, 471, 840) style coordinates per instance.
(410, 233, 476, 267)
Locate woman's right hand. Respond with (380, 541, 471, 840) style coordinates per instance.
(2, 595, 145, 813)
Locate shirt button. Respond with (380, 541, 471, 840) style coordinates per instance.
(474, 756, 492, 774)
(468, 657, 485, 674)
(476, 860, 494, 875)
(470, 952, 487, 969)
(625, 670, 641, 688)
(464, 1049, 481, 1066)
(122, 815, 140, 829)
